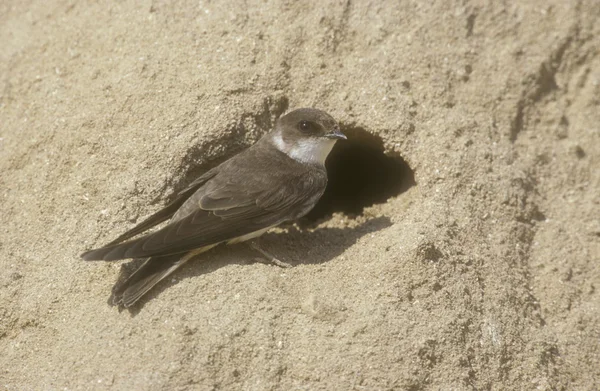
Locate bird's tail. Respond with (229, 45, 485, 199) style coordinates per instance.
(111, 247, 211, 307)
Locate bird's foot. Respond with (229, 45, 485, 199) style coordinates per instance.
(248, 240, 292, 268)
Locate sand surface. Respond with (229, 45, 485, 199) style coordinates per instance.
(1, 1, 599, 390)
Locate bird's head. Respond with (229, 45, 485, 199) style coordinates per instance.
(270, 108, 346, 165)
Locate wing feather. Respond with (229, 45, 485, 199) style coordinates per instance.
(101, 170, 218, 246)
(81, 165, 326, 261)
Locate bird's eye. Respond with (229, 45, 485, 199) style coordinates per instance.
(298, 120, 318, 134)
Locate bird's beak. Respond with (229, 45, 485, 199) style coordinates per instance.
(324, 127, 347, 140)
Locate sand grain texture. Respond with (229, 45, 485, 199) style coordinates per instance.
(1, 1, 599, 390)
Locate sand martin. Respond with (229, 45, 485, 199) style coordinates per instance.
(81, 108, 346, 307)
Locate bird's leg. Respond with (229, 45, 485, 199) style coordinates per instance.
(248, 239, 292, 268)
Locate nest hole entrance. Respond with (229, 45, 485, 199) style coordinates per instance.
(304, 127, 415, 222)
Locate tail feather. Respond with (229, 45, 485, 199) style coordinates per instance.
(113, 258, 185, 307)
(110, 246, 214, 307)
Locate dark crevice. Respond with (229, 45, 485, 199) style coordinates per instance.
(304, 126, 415, 222)
(466, 13, 477, 37)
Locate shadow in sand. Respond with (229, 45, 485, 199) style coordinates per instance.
(116, 216, 392, 315)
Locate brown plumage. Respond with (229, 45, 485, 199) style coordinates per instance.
(81, 108, 345, 307)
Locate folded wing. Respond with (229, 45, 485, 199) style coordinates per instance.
(81, 168, 326, 261)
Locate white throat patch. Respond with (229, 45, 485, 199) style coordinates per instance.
(272, 134, 336, 165)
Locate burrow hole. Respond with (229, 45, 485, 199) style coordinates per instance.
(304, 126, 415, 222)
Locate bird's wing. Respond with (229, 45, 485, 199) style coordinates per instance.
(102, 170, 218, 247)
(81, 168, 326, 261)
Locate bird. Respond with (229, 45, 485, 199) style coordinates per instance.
(81, 108, 346, 307)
